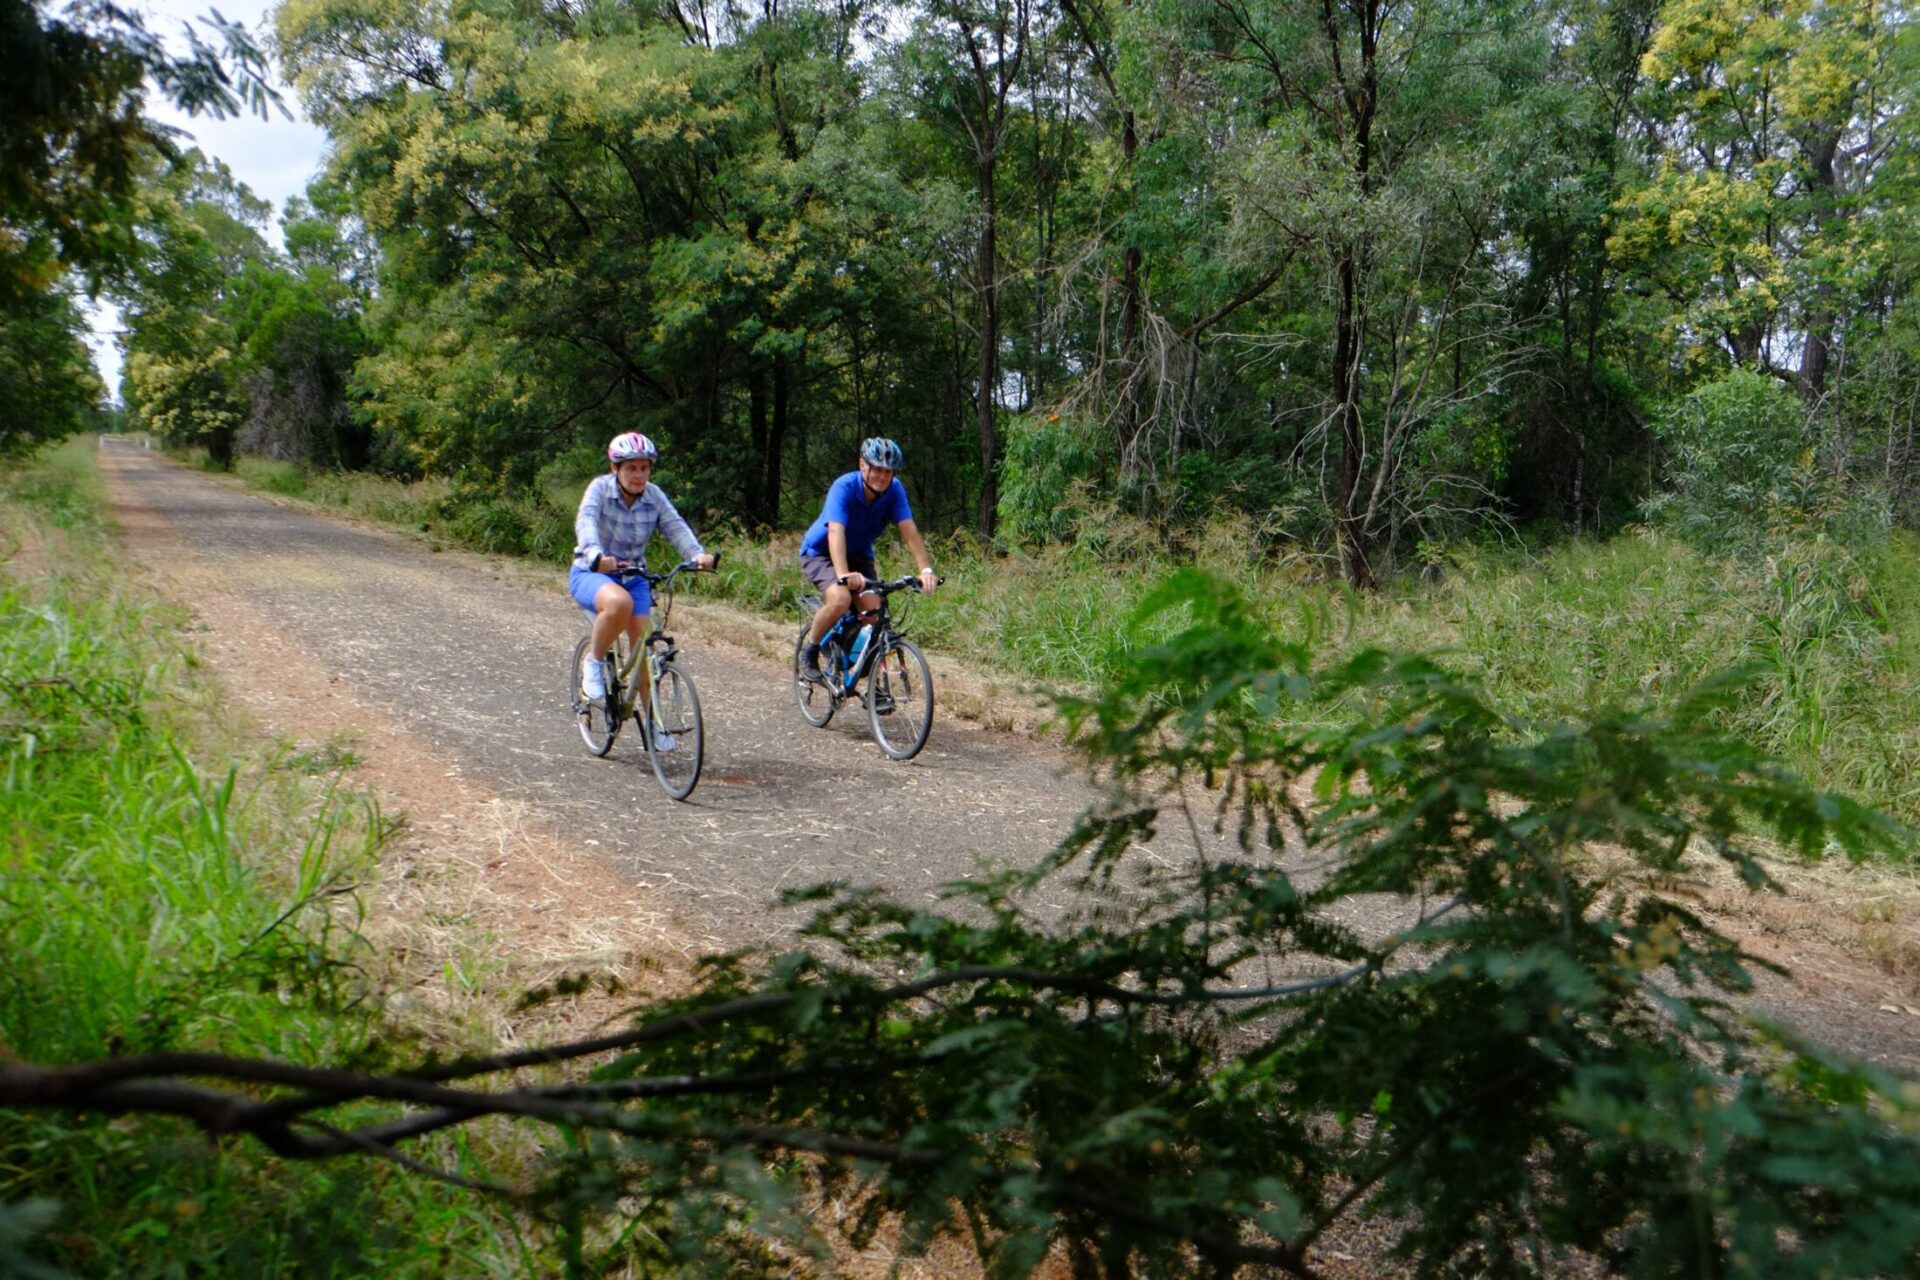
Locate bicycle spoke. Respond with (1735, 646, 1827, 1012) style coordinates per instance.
(793, 627, 836, 727)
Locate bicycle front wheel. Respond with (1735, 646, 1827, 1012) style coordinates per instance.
(571, 636, 618, 757)
(867, 637, 933, 760)
(793, 627, 835, 727)
(645, 662, 704, 801)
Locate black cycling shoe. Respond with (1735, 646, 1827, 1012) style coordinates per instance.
(800, 646, 825, 682)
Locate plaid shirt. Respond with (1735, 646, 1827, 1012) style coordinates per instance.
(572, 474, 705, 572)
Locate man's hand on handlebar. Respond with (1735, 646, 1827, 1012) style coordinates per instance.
(836, 571, 868, 594)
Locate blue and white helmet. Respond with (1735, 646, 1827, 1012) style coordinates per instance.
(860, 437, 903, 469)
(608, 431, 658, 464)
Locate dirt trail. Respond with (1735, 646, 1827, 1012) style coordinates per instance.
(96, 439, 1920, 1073)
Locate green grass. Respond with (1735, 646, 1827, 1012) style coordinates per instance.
(0, 437, 530, 1277)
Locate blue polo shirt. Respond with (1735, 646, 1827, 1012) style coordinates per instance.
(799, 472, 912, 561)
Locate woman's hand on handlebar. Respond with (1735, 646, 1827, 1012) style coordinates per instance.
(692, 552, 717, 571)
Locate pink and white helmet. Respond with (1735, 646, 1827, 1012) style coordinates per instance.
(607, 432, 658, 464)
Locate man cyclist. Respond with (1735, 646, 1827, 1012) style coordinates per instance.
(572, 432, 715, 743)
(797, 436, 938, 682)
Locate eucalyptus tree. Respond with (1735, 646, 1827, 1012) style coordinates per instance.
(1129, 0, 1561, 585)
(886, 0, 1035, 538)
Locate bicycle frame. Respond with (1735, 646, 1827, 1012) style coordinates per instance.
(571, 558, 715, 798)
(792, 573, 936, 760)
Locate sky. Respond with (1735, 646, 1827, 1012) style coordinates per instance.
(87, 0, 332, 396)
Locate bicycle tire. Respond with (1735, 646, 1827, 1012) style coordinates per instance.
(866, 636, 933, 760)
(793, 626, 835, 728)
(645, 661, 704, 801)
(571, 636, 618, 757)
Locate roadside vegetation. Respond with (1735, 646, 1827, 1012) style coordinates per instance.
(0, 439, 534, 1276)
(12, 0, 1920, 1267)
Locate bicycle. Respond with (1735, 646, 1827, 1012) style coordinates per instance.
(569, 558, 716, 800)
(792, 574, 937, 760)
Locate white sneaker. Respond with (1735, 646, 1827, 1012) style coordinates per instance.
(651, 726, 679, 753)
(582, 657, 609, 700)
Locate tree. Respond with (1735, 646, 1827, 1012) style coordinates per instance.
(1, 0, 283, 298)
(117, 151, 274, 465)
(893, 0, 1032, 539)
(1613, 0, 1907, 390)
(0, 286, 107, 455)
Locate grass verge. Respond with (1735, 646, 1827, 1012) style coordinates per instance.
(0, 438, 534, 1278)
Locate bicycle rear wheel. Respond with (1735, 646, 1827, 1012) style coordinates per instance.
(867, 637, 933, 760)
(571, 636, 618, 757)
(793, 627, 835, 727)
(645, 662, 704, 800)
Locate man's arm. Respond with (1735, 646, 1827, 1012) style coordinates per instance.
(897, 519, 937, 595)
(827, 523, 864, 591)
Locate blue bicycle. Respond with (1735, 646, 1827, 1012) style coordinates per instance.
(792, 575, 935, 760)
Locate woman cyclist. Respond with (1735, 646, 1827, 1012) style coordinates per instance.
(572, 432, 715, 739)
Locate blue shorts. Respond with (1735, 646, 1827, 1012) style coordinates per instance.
(570, 566, 652, 617)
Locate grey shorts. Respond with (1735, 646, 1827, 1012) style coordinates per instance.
(800, 553, 878, 595)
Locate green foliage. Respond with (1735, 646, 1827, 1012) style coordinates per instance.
(0, 291, 106, 457)
(996, 411, 1104, 545)
(1649, 368, 1810, 553)
(432, 483, 572, 560)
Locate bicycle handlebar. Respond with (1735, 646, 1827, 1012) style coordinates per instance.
(610, 551, 723, 587)
(835, 572, 942, 594)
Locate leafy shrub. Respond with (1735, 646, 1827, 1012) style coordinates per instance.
(435, 486, 571, 559)
(26, 570, 1913, 1279)
(1649, 368, 1808, 554)
(997, 411, 1104, 545)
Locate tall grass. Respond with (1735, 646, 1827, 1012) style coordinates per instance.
(0, 438, 524, 1278)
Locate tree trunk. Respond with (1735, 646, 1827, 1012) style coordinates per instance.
(767, 353, 790, 528)
(1332, 250, 1373, 590)
(1117, 108, 1143, 466)
(1798, 132, 1842, 396)
(976, 153, 1001, 540)
(748, 366, 771, 526)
